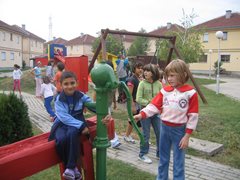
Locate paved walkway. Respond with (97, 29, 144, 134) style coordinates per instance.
(193, 75, 240, 101)
(2, 90, 240, 180)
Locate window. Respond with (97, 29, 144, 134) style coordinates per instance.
(2, 32, 6, 41)
(17, 36, 19, 44)
(10, 33, 13, 41)
(221, 55, 230, 62)
(35, 40, 37, 47)
(222, 32, 228, 40)
(1, 52, 6, 61)
(10, 52, 14, 60)
(203, 33, 208, 42)
(199, 54, 207, 63)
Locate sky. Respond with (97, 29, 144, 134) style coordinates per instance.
(0, 0, 239, 41)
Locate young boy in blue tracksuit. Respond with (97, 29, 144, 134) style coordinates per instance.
(49, 71, 111, 180)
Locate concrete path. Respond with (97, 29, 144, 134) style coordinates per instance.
(1, 91, 240, 180)
(194, 75, 240, 101)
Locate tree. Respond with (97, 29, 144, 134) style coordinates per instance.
(92, 34, 124, 56)
(156, 9, 204, 63)
(127, 28, 149, 56)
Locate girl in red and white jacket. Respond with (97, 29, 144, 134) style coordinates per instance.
(134, 59, 199, 180)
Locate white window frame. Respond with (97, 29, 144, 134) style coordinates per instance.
(10, 52, 14, 60)
(221, 54, 230, 63)
(1, 52, 6, 61)
(203, 33, 208, 42)
(2, 32, 6, 41)
(17, 36, 19, 44)
(222, 32, 228, 40)
(199, 54, 208, 63)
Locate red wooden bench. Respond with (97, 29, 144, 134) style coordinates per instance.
(0, 116, 115, 180)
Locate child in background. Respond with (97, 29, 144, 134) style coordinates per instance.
(45, 61, 54, 81)
(40, 76, 57, 122)
(31, 61, 42, 98)
(48, 71, 111, 180)
(116, 55, 128, 103)
(134, 59, 199, 179)
(12, 64, 23, 96)
(136, 64, 162, 164)
(124, 62, 143, 144)
(54, 62, 65, 94)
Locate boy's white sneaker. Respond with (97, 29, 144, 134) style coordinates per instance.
(138, 155, 152, 164)
(124, 135, 135, 144)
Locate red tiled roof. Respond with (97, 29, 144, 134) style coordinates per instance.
(0, 20, 26, 36)
(12, 25, 45, 42)
(111, 29, 136, 43)
(45, 38, 68, 45)
(65, 34, 96, 46)
(194, 12, 240, 30)
(149, 24, 184, 35)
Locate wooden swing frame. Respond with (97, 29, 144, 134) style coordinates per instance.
(89, 28, 207, 104)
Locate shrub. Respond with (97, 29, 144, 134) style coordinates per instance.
(0, 93, 33, 146)
(214, 61, 226, 75)
(22, 60, 26, 69)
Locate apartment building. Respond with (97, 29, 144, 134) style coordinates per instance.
(190, 10, 240, 74)
(65, 34, 96, 61)
(0, 20, 25, 69)
(0, 20, 45, 69)
(13, 24, 45, 67)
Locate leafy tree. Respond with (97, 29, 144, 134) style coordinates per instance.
(92, 34, 124, 56)
(0, 93, 33, 146)
(127, 28, 149, 56)
(156, 9, 204, 63)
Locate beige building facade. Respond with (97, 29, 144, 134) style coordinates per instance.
(0, 21, 24, 69)
(65, 34, 96, 61)
(190, 10, 240, 74)
(0, 20, 45, 69)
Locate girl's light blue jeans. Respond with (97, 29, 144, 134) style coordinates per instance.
(157, 122, 186, 180)
(139, 114, 160, 158)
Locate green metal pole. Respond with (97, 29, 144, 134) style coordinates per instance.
(91, 61, 118, 180)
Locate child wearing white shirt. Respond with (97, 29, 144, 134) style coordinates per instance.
(13, 64, 23, 96)
(40, 76, 57, 121)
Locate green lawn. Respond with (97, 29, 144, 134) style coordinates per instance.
(0, 71, 240, 174)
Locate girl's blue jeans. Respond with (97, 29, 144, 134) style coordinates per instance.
(139, 114, 160, 158)
(157, 123, 186, 180)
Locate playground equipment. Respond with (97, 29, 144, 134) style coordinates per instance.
(89, 29, 207, 104)
(91, 61, 144, 180)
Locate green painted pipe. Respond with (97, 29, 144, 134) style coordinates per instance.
(119, 81, 145, 146)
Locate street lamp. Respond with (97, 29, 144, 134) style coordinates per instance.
(215, 31, 223, 94)
(208, 49, 213, 79)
